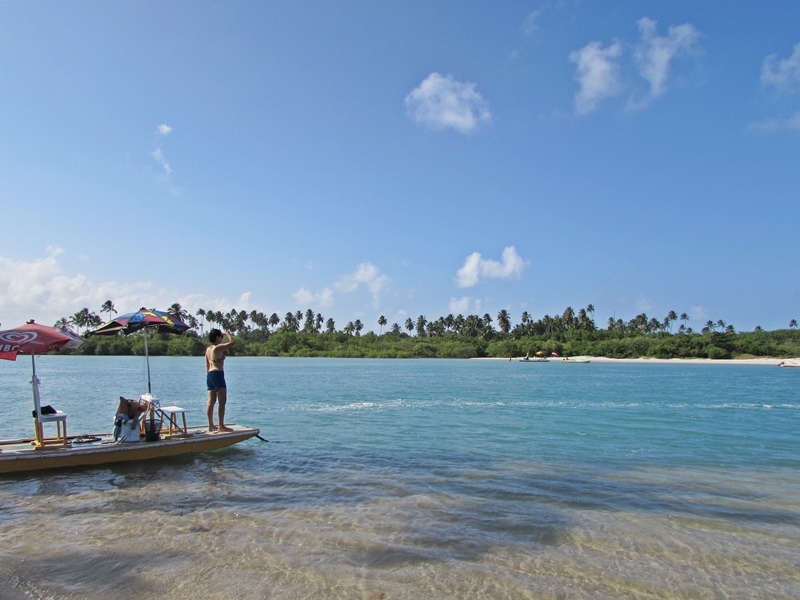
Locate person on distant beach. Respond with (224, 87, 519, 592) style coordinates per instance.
(205, 329, 235, 432)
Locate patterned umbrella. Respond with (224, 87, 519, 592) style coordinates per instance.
(91, 308, 190, 336)
(0, 321, 85, 446)
(90, 308, 190, 394)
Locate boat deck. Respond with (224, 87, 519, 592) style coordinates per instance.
(0, 424, 260, 475)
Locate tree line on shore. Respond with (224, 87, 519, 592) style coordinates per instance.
(57, 301, 799, 360)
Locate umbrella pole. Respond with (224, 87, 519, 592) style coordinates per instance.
(31, 354, 44, 447)
(143, 328, 152, 394)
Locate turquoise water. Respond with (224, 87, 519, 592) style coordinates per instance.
(1, 356, 798, 599)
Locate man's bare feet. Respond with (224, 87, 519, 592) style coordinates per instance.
(208, 425, 218, 432)
(218, 426, 233, 432)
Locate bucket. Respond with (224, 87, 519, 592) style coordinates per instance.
(144, 418, 161, 442)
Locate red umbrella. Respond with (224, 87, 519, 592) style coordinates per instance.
(0, 321, 85, 446)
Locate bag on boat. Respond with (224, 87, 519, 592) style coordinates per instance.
(117, 397, 147, 419)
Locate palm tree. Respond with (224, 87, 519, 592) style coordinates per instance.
(269, 313, 280, 332)
(70, 308, 89, 335)
(303, 310, 316, 333)
(196, 308, 206, 336)
(168, 303, 189, 324)
(378, 315, 387, 335)
(344, 321, 355, 336)
(354, 319, 364, 336)
(405, 318, 414, 334)
(415, 315, 427, 337)
(281, 312, 299, 333)
(390, 322, 401, 335)
(791, 319, 798, 329)
(497, 309, 511, 334)
(100, 300, 117, 322)
(315, 313, 324, 332)
(325, 318, 336, 334)
(54, 317, 70, 330)
(665, 310, 677, 333)
(561, 307, 575, 330)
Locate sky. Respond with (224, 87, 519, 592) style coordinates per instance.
(1, 1, 798, 334)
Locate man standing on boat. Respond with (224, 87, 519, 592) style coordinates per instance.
(206, 329, 235, 432)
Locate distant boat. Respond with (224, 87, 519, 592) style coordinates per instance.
(519, 356, 549, 362)
(562, 358, 590, 363)
(778, 360, 800, 368)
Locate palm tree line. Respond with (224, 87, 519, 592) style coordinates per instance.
(56, 301, 797, 340)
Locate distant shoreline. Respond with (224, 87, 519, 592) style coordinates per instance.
(478, 356, 791, 366)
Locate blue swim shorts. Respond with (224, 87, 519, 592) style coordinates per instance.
(207, 370, 227, 391)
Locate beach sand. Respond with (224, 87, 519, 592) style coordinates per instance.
(483, 356, 790, 365)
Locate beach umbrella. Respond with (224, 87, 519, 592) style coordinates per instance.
(90, 308, 190, 394)
(0, 321, 85, 446)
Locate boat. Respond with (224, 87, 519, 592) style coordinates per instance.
(519, 356, 549, 362)
(0, 395, 260, 475)
(0, 321, 260, 476)
(561, 357, 591, 363)
(778, 360, 800, 368)
(0, 422, 261, 475)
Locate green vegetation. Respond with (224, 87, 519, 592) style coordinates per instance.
(60, 302, 799, 360)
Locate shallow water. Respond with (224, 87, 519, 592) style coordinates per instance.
(1, 357, 798, 598)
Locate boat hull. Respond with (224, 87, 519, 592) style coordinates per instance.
(0, 425, 260, 475)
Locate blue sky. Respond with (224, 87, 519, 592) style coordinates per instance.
(1, 1, 798, 334)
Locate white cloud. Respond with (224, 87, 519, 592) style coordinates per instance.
(0, 247, 249, 330)
(690, 306, 708, 321)
(152, 123, 173, 177)
(522, 7, 546, 37)
(151, 148, 172, 176)
(748, 112, 800, 133)
(293, 262, 389, 314)
(633, 18, 698, 101)
(455, 246, 527, 288)
(569, 41, 623, 115)
(293, 287, 334, 308)
(761, 42, 800, 92)
(335, 262, 390, 309)
(405, 73, 491, 133)
(449, 296, 471, 314)
(569, 17, 700, 115)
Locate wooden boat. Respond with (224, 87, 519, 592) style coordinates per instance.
(0, 322, 261, 475)
(0, 423, 260, 475)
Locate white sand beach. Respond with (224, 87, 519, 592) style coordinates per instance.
(484, 356, 793, 365)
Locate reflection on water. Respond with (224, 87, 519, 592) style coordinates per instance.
(1, 358, 799, 598)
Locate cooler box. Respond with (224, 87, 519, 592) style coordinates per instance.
(115, 415, 141, 443)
